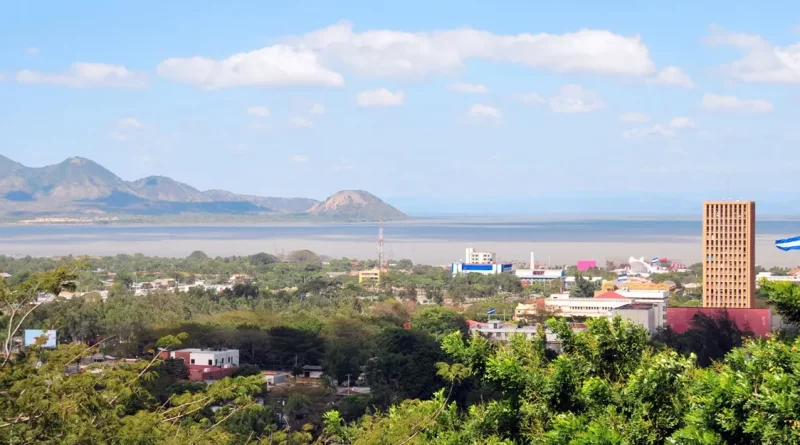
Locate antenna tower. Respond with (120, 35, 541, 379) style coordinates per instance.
(378, 217, 385, 271)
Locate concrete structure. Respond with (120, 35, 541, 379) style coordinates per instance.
(515, 269, 565, 286)
(451, 262, 513, 276)
(263, 372, 289, 386)
(702, 201, 756, 308)
(469, 319, 571, 352)
(187, 365, 238, 382)
(612, 304, 657, 334)
(167, 348, 240, 367)
(465, 247, 496, 264)
(302, 365, 324, 379)
(755, 272, 800, 285)
(358, 269, 382, 284)
(599, 290, 668, 328)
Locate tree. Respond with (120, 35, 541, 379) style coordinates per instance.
(287, 250, 322, 265)
(760, 280, 800, 325)
(248, 252, 279, 266)
(409, 307, 468, 340)
(569, 275, 600, 298)
(653, 311, 753, 367)
(366, 328, 444, 407)
(187, 250, 209, 261)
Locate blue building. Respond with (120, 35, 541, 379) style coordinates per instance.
(451, 262, 513, 276)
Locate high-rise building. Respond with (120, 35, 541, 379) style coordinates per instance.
(702, 201, 755, 308)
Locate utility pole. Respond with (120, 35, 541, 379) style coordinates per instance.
(345, 373, 352, 395)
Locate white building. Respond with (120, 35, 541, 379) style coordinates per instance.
(169, 348, 240, 367)
(452, 262, 513, 276)
(465, 248, 496, 264)
(756, 272, 800, 285)
(515, 269, 565, 285)
(611, 304, 657, 334)
(469, 320, 572, 352)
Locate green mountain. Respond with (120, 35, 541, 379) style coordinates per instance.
(0, 155, 406, 221)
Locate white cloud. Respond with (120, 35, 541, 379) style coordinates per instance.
(622, 124, 675, 139)
(356, 88, 405, 106)
(647, 66, 694, 88)
(292, 21, 655, 79)
(23, 47, 40, 55)
(447, 82, 489, 93)
(705, 26, 800, 84)
(310, 103, 326, 114)
(247, 106, 271, 118)
(16, 63, 146, 88)
(289, 116, 313, 128)
(549, 84, 605, 113)
(467, 104, 501, 119)
(157, 45, 344, 89)
(700, 93, 773, 113)
(619, 112, 650, 123)
(669, 116, 693, 128)
(518, 93, 545, 105)
(118, 117, 143, 129)
(290, 155, 310, 163)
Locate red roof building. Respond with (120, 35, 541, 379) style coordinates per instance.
(594, 291, 631, 300)
(187, 365, 238, 382)
(666, 307, 773, 338)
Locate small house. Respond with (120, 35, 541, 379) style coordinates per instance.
(302, 365, 323, 379)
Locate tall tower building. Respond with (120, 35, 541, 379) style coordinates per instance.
(702, 201, 756, 308)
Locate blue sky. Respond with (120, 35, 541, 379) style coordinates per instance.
(2, 1, 800, 212)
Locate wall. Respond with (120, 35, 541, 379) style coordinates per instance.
(666, 308, 772, 337)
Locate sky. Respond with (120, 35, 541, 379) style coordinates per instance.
(2, 1, 800, 213)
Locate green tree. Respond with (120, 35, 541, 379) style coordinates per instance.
(409, 307, 468, 340)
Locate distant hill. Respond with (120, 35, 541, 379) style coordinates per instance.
(0, 155, 406, 222)
(308, 190, 408, 220)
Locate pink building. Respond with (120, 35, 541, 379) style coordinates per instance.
(577, 260, 597, 271)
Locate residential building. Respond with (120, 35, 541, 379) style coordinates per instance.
(358, 269, 381, 284)
(469, 319, 572, 352)
(263, 371, 289, 386)
(464, 247, 495, 264)
(166, 348, 240, 367)
(451, 262, 512, 276)
(702, 201, 756, 308)
(302, 365, 324, 379)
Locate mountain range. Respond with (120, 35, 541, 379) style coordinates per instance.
(0, 155, 407, 221)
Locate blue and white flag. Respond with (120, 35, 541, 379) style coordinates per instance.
(651, 257, 660, 264)
(776, 235, 800, 251)
(618, 273, 628, 281)
(487, 308, 496, 315)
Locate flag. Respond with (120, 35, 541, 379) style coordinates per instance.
(651, 257, 659, 263)
(618, 273, 628, 281)
(776, 235, 800, 251)
(487, 308, 496, 315)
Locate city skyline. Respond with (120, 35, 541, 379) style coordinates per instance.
(3, 2, 800, 212)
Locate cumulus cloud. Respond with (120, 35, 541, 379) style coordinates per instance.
(705, 26, 800, 83)
(157, 45, 345, 89)
(292, 22, 655, 80)
(310, 103, 325, 114)
(700, 93, 773, 113)
(356, 88, 405, 106)
(518, 93, 545, 105)
(16, 62, 147, 88)
(247, 106, 271, 118)
(23, 47, 40, 55)
(447, 82, 489, 93)
(619, 112, 650, 123)
(289, 116, 313, 128)
(622, 116, 694, 139)
(290, 155, 310, 163)
(669, 116, 693, 128)
(622, 124, 675, 139)
(647, 66, 694, 88)
(118, 117, 143, 129)
(467, 104, 501, 119)
(549, 85, 605, 113)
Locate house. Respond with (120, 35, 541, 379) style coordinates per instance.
(163, 348, 239, 367)
(302, 365, 323, 379)
(0, 272, 11, 279)
(263, 371, 289, 386)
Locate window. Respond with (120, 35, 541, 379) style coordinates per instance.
(190, 359, 195, 364)
(208, 360, 213, 366)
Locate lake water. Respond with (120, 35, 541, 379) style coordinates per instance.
(1, 218, 799, 266)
